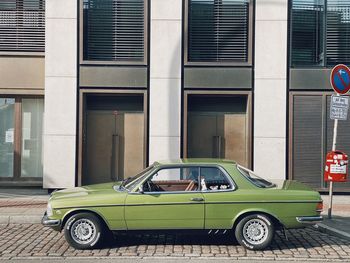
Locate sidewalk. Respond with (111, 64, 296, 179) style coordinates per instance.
(316, 194, 350, 241)
(0, 188, 48, 224)
(0, 188, 349, 241)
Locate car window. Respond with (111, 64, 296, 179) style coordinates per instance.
(200, 167, 232, 191)
(143, 167, 199, 192)
(237, 165, 275, 188)
(123, 165, 155, 191)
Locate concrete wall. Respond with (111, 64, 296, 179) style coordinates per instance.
(254, 0, 288, 180)
(43, 0, 77, 188)
(149, 0, 182, 163)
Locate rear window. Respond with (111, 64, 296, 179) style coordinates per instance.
(237, 165, 275, 188)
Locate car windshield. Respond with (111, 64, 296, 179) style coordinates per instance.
(237, 165, 276, 188)
(116, 165, 155, 191)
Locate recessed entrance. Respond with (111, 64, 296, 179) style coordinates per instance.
(184, 93, 251, 167)
(82, 94, 146, 185)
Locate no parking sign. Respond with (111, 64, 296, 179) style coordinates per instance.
(330, 64, 350, 95)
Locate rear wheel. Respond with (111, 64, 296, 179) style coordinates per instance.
(64, 212, 106, 249)
(235, 214, 275, 250)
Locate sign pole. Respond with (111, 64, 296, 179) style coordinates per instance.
(327, 64, 350, 219)
(328, 93, 339, 219)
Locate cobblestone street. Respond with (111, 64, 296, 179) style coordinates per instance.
(0, 224, 349, 261)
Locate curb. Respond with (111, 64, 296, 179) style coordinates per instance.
(0, 215, 42, 225)
(314, 223, 350, 241)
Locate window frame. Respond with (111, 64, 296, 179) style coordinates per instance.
(184, 0, 254, 66)
(79, 0, 148, 65)
(130, 164, 236, 194)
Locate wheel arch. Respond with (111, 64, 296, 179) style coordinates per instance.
(61, 209, 111, 231)
(232, 210, 284, 230)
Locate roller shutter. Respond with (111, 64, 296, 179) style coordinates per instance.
(292, 95, 323, 189)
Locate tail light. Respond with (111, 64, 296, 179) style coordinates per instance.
(316, 202, 323, 213)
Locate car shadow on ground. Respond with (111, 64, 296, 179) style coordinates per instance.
(106, 227, 350, 251)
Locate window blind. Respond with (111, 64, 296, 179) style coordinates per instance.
(0, 0, 45, 52)
(83, 0, 145, 62)
(326, 0, 350, 66)
(291, 0, 324, 66)
(188, 0, 250, 63)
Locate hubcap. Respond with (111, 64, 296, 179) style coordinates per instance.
(242, 219, 268, 245)
(71, 219, 96, 245)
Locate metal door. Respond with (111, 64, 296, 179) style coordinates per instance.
(84, 111, 144, 185)
(187, 112, 248, 166)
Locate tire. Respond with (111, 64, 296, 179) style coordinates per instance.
(64, 212, 105, 249)
(234, 214, 275, 250)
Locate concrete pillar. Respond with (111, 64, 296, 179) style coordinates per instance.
(254, 0, 288, 179)
(43, 0, 78, 188)
(149, 0, 182, 163)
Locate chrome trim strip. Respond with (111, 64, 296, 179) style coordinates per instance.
(296, 216, 323, 224)
(55, 200, 323, 210)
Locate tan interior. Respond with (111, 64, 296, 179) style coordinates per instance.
(152, 180, 198, 192)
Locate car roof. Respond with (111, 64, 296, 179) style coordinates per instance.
(153, 158, 236, 167)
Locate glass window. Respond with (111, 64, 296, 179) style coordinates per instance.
(0, 98, 15, 178)
(237, 165, 275, 188)
(0, 0, 45, 52)
(291, 0, 325, 66)
(326, 0, 350, 66)
(83, 0, 145, 62)
(21, 98, 44, 178)
(188, 0, 251, 63)
(143, 167, 200, 192)
(200, 167, 232, 191)
(291, 0, 350, 67)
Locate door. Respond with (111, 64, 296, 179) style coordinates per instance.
(83, 94, 145, 185)
(125, 166, 205, 229)
(187, 95, 249, 166)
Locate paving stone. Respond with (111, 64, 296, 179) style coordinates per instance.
(0, 225, 349, 260)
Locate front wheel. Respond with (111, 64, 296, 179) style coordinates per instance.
(64, 212, 105, 249)
(235, 214, 275, 250)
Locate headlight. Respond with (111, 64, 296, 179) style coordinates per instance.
(47, 203, 53, 217)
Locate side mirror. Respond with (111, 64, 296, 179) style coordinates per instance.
(138, 185, 144, 194)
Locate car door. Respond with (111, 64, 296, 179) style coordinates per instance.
(124, 166, 205, 230)
(199, 166, 238, 229)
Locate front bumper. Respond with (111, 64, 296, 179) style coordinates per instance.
(296, 216, 323, 224)
(42, 212, 61, 230)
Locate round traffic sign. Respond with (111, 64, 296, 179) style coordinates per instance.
(330, 64, 350, 95)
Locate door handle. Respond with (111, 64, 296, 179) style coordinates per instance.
(190, 197, 204, 202)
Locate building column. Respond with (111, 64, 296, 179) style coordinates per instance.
(254, 0, 288, 179)
(43, 0, 78, 188)
(149, 0, 182, 163)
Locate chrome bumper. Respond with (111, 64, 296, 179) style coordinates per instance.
(296, 216, 323, 224)
(41, 212, 60, 227)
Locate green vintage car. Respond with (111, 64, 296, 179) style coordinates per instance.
(42, 159, 323, 250)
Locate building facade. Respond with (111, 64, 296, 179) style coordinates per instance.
(0, 0, 349, 192)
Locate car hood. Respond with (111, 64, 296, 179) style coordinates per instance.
(49, 182, 127, 208)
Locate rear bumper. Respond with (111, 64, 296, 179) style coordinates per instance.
(42, 212, 61, 230)
(296, 216, 323, 224)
